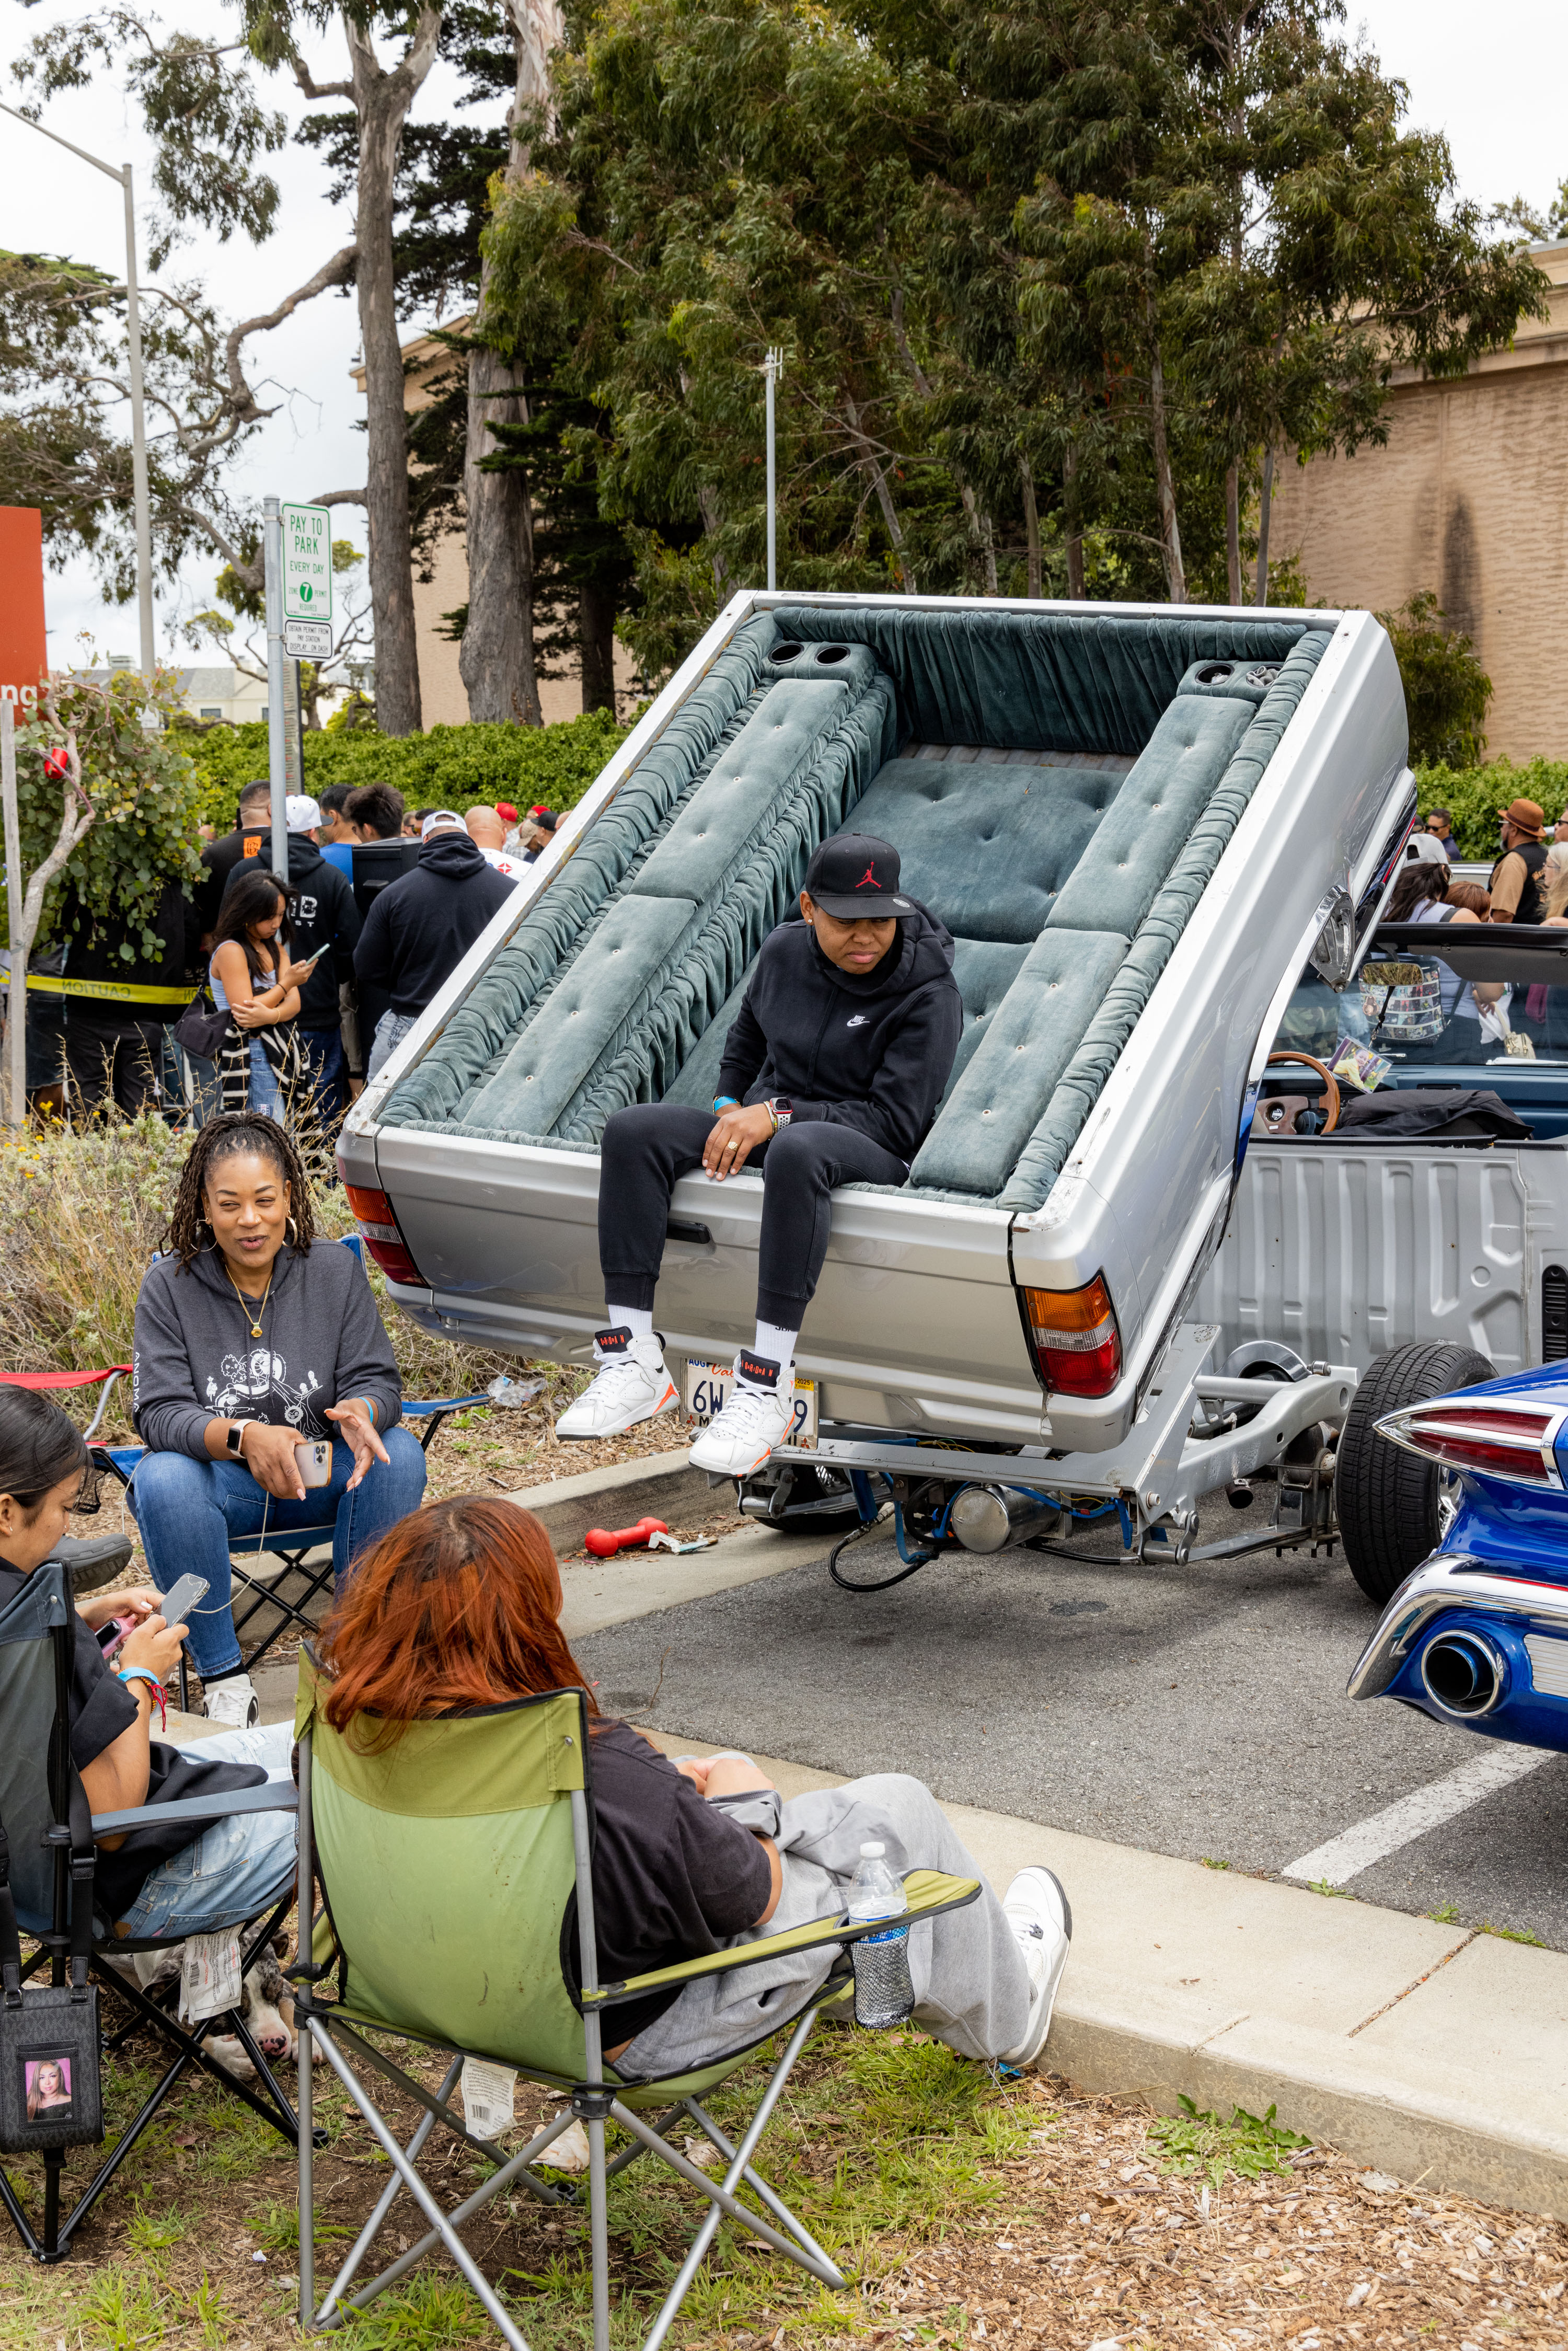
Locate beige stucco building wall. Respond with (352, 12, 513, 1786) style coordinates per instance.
(358, 327, 636, 732)
(1269, 239, 1568, 763)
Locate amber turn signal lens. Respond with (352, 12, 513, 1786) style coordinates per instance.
(1021, 1274, 1123, 1398)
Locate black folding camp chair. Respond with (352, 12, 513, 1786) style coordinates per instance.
(0, 1559, 305, 2261)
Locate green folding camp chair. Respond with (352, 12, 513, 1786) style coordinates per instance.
(292, 1653, 979, 2349)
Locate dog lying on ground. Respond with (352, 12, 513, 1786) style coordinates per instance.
(105, 1934, 305, 2077)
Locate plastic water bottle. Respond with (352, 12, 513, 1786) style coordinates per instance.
(847, 1841, 914, 2028)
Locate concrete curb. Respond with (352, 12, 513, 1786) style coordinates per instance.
(645, 1732, 1568, 2222)
(503, 1446, 714, 1555)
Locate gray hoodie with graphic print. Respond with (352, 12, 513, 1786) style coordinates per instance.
(132, 1239, 402, 1459)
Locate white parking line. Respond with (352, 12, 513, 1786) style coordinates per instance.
(1282, 1743, 1554, 1887)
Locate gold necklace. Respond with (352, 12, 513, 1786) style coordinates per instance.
(224, 1261, 274, 1340)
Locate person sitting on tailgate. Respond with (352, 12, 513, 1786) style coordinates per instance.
(556, 834, 962, 1477)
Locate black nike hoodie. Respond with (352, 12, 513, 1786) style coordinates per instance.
(717, 901, 963, 1163)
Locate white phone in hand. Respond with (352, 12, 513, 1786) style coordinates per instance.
(158, 1572, 210, 1632)
(296, 1438, 333, 1488)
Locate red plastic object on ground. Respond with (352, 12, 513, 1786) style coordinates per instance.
(584, 1517, 668, 1559)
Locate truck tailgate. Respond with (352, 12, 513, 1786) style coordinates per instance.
(1197, 1140, 1568, 1374)
(372, 1123, 1040, 1439)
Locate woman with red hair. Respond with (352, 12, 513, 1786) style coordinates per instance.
(318, 1497, 1071, 2076)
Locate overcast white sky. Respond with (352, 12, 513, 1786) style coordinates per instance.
(5, 0, 1565, 673)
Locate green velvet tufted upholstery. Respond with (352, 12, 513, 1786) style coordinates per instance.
(1044, 692, 1255, 939)
(942, 940, 1032, 1103)
(635, 677, 853, 903)
(659, 963, 756, 1111)
(910, 930, 1131, 1194)
(1175, 655, 1286, 708)
(770, 605, 1322, 755)
(463, 893, 697, 1136)
(847, 758, 1124, 944)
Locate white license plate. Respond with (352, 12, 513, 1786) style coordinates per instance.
(684, 1361, 816, 1447)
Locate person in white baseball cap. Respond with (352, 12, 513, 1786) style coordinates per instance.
(420, 809, 465, 842)
(286, 794, 323, 834)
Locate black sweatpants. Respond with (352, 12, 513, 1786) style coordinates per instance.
(599, 1103, 909, 1328)
(65, 1006, 167, 1116)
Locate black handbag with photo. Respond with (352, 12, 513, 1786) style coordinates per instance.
(0, 1792, 102, 2156)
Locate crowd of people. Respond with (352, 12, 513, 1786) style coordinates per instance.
(11, 780, 564, 1146)
(1391, 794, 1568, 1062)
(0, 1082, 1071, 2072)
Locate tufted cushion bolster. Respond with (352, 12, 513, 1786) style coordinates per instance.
(1044, 692, 1255, 940)
(463, 893, 698, 1136)
(632, 676, 854, 903)
(910, 929, 1130, 1195)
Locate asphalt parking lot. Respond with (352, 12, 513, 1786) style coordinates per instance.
(577, 1495, 1568, 1952)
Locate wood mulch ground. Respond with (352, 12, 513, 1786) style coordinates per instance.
(5, 2022, 1565, 2351)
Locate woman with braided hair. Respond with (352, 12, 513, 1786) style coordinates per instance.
(128, 1111, 426, 1726)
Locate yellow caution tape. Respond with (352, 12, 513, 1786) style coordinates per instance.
(22, 975, 198, 1005)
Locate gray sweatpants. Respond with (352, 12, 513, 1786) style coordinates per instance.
(615, 1773, 1030, 2081)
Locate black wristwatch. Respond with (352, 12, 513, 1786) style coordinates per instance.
(225, 1420, 255, 1460)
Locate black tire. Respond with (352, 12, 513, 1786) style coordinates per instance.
(1336, 1341, 1495, 1606)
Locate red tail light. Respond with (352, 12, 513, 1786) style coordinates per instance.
(1020, 1274, 1123, 1399)
(342, 1179, 428, 1288)
(1376, 1401, 1564, 1488)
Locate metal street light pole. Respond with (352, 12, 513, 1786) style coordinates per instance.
(0, 103, 155, 681)
(764, 347, 782, 593)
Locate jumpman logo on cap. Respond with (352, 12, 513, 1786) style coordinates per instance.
(855, 864, 879, 889)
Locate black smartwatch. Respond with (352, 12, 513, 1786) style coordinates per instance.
(225, 1420, 255, 1460)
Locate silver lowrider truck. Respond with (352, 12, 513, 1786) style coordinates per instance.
(338, 590, 1421, 1577)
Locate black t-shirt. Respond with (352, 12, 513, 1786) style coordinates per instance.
(570, 1721, 773, 2044)
(0, 1562, 269, 1921)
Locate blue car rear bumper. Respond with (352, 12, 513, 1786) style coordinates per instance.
(1348, 1555, 1568, 1749)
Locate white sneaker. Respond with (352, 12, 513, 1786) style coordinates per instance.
(1000, 1866, 1072, 2066)
(555, 1328, 678, 1440)
(204, 1673, 260, 1730)
(688, 1353, 795, 1477)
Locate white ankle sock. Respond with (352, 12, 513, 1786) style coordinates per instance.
(606, 1306, 654, 1343)
(753, 1320, 799, 1368)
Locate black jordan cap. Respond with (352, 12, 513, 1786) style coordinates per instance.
(804, 833, 913, 918)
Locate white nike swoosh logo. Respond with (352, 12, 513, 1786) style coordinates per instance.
(847, 1016, 869, 1027)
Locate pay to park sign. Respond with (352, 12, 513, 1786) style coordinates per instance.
(281, 501, 332, 658)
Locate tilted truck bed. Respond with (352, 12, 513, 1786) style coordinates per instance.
(338, 591, 1412, 1454)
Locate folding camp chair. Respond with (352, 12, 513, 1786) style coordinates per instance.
(0, 1559, 306, 2262)
(291, 1653, 979, 2349)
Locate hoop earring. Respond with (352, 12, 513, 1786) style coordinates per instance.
(286, 1214, 299, 1247)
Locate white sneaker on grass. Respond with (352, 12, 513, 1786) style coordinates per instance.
(204, 1673, 260, 1730)
(1000, 1866, 1072, 2066)
(555, 1327, 678, 1440)
(688, 1353, 795, 1477)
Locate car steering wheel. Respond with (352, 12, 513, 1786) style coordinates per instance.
(1262, 1050, 1341, 1136)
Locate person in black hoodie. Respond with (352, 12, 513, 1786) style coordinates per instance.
(61, 877, 201, 1117)
(224, 794, 362, 1127)
(352, 812, 516, 1077)
(556, 833, 963, 1478)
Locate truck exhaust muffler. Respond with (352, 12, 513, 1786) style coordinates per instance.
(1420, 1629, 1505, 1719)
(949, 1484, 1063, 1554)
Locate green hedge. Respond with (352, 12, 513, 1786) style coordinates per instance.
(182, 709, 631, 832)
(1414, 758, 1568, 860)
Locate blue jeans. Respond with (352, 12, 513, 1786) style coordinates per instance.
(129, 1431, 428, 1678)
(297, 1024, 349, 1129)
(113, 1723, 298, 1939)
(367, 1009, 417, 1079)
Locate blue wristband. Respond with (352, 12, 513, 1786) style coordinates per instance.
(713, 1096, 739, 1114)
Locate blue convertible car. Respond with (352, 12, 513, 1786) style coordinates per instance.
(1346, 1351, 1568, 1744)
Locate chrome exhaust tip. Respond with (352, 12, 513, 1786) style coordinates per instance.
(1420, 1628, 1506, 1719)
(949, 1483, 1063, 1554)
